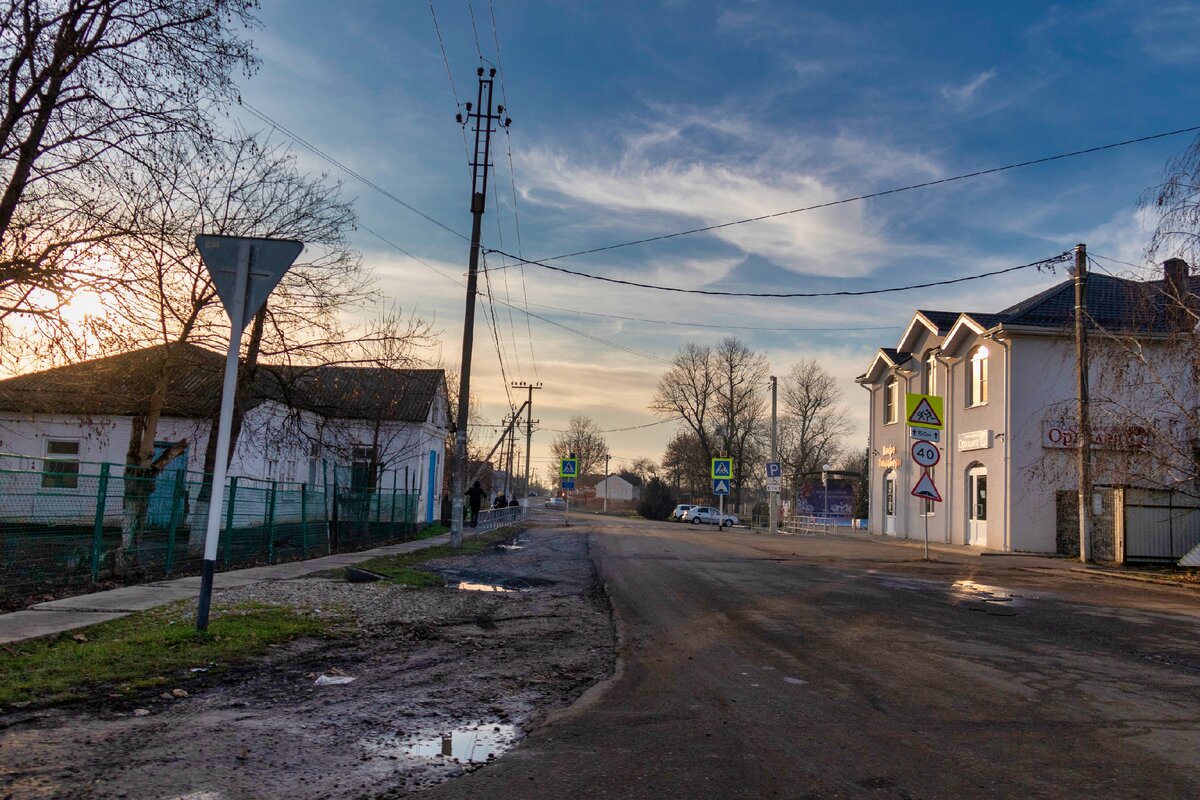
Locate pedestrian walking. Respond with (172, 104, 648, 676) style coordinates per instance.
(466, 481, 485, 527)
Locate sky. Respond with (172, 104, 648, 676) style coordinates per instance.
(227, 0, 1200, 482)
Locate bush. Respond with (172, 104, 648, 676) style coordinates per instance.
(637, 477, 675, 520)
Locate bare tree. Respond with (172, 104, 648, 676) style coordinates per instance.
(550, 414, 608, 478)
(660, 430, 708, 500)
(779, 358, 852, 481)
(0, 0, 259, 315)
(653, 338, 768, 512)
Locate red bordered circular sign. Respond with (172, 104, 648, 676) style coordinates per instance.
(910, 440, 941, 468)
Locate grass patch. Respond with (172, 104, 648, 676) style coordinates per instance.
(0, 601, 331, 707)
(351, 528, 515, 587)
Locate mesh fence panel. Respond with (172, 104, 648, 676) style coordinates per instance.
(0, 459, 420, 605)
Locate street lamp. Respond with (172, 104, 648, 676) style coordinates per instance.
(821, 463, 832, 519)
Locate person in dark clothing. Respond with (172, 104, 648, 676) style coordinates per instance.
(466, 481, 485, 527)
(493, 493, 507, 509)
(508, 497, 520, 508)
(440, 492, 451, 526)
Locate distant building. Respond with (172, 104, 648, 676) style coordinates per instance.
(857, 258, 1200, 557)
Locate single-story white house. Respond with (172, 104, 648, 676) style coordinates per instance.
(0, 342, 450, 527)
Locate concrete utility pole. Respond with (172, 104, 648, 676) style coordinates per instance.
(603, 453, 611, 513)
(450, 68, 509, 549)
(1074, 242, 1092, 563)
(511, 381, 542, 498)
(769, 375, 778, 537)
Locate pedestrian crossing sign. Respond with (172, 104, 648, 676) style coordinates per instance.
(905, 393, 944, 430)
(559, 458, 578, 478)
(711, 457, 732, 478)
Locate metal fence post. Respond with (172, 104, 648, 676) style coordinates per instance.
(164, 469, 185, 575)
(391, 470, 398, 529)
(266, 480, 277, 564)
(301, 482, 309, 555)
(223, 476, 238, 568)
(90, 463, 110, 583)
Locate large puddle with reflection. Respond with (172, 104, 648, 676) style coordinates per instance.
(365, 722, 518, 764)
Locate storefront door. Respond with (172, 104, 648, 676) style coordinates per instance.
(967, 466, 987, 546)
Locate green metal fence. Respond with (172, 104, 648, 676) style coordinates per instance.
(0, 457, 420, 605)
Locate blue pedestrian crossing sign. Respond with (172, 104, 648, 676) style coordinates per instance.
(712, 478, 731, 495)
(711, 457, 732, 478)
(559, 458, 578, 478)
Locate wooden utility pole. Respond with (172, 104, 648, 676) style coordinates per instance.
(1074, 243, 1092, 562)
(450, 68, 509, 548)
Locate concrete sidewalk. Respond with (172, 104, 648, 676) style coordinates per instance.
(0, 531, 466, 645)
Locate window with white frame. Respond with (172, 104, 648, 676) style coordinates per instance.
(41, 439, 80, 489)
(967, 345, 989, 406)
(884, 376, 899, 423)
(923, 349, 937, 396)
(921, 496, 935, 516)
(307, 441, 320, 488)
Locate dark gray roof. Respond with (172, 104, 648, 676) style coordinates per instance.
(0, 343, 446, 424)
(986, 273, 1191, 333)
(914, 310, 961, 334)
(880, 348, 912, 366)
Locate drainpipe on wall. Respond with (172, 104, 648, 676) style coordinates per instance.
(986, 331, 1013, 552)
(936, 351, 957, 544)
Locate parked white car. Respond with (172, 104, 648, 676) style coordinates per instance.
(671, 504, 695, 521)
(681, 506, 738, 527)
(544, 497, 567, 509)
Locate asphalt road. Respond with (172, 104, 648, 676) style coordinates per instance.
(422, 516, 1200, 800)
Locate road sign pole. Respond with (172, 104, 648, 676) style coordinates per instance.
(197, 240, 250, 631)
(769, 376, 778, 537)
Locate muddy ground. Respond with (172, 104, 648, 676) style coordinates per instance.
(0, 526, 614, 800)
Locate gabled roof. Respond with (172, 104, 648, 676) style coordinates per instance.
(857, 348, 914, 384)
(898, 310, 960, 353)
(0, 343, 446, 425)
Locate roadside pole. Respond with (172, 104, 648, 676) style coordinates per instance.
(194, 235, 302, 631)
(769, 376, 778, 536)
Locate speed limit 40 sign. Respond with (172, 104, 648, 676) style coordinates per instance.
(911, 440, 941, 468)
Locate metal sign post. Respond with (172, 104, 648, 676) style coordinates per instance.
(195, 235, 303, 631)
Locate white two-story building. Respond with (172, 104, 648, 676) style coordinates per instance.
(857, 257, 1197, 554)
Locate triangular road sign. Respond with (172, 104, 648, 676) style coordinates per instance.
(197, 235, 304, 330)
(911, 471, 942, 502)
(907, 397, 943, 429)
(713, 478, 730, 495)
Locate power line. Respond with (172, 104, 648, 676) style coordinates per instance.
(427, 0, 461, 107)
(489, 293, 671, 363)
(238, 99, 468, 242)
(509, 124, 1200, 264)
(485, 249, 1074, 298)
(1089, 252, 1149, 272)
(488, 296, 900, 332)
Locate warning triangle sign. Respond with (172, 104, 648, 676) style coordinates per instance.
(907, 397, 943, 428)
(911, 471, 942, 502)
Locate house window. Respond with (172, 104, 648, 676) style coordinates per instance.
(967, 345, 989, 406)
(307, 442, 320, 487)
(921, 497, 935, 516)
(351, 445, 378, 492)
(923, 349, 937, 396)
(266, 459, 279, 479)
(884, 377, 898, 423)
(41, 440, 80, 489)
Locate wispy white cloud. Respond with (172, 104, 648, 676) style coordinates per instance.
(941, 69, 996, 103)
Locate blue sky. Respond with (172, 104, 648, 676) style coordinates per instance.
(233, 0, 1200, 479)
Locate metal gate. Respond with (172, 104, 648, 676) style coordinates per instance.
(1124, 489, 1200, 562)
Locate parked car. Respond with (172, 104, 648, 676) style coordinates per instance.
(681, 505, 739, 527)
(544, 497, 567, 509)
(671, 504, 695, 521)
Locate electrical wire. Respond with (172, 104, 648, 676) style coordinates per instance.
(484, 250, 1074, 298)
(427, 0, 474, 176)
(237, 99, 467, 242)
(517, 124, 1200, 264)
(1089, 252, 1150, 272)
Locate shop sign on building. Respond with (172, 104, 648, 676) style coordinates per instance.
(957, 429, 993, 452)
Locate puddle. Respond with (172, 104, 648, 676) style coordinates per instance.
(367, 722, 518, 764)
(868, 573, 1029, 616)
(498, 544, 525, 551)
(455, 582, 520, 593)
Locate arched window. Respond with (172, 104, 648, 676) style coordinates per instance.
(923, 349, 937, 396)
(884, 376, 898, 423)
(967, 345, 989, 406)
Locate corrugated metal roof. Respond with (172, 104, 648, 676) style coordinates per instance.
(0, 343, 445, 424)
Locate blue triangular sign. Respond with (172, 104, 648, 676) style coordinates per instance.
(197, 235, 304, 330)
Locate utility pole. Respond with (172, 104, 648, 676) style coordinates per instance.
(450, 68, 510, 549)
(511, 382, 542, 499)
(603, 453, 610, 513)
(1074, 242, 1092, 563)
(769, 375, 778, 537)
